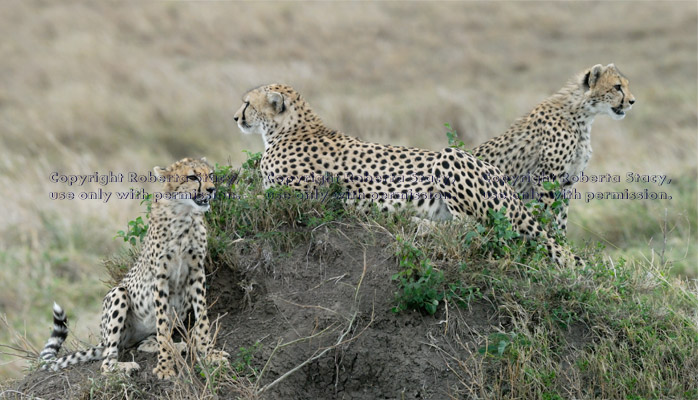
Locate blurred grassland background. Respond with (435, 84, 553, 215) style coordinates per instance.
(0, 1, 696, 380)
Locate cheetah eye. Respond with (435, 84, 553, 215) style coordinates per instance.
(614, 84, 621, 91)
(187, 175, 200, 181)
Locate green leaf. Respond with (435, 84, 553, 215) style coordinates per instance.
(498, 340, 508, 356)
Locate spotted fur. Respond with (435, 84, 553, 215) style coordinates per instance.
(39, 157, 228, 379)
(473, 64, 635, 233)
(234, 84, 580, 266)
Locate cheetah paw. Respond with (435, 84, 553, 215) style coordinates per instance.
(117, 362, 140, 375)
(153, 364, 176, 380)
(204, 349, 229, 364)
(101, 361, 140, 376)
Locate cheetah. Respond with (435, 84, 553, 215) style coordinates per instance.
(233, 84, 580, 266)
(39, 157, 228, 379)
(473, 63, 635, 234)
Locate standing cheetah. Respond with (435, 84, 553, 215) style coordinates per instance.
(233, 84, 580, 266)
(39, 157, 228, 379)
(473, 64, 635, 233)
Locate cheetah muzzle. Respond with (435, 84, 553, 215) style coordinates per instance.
(611, 105, 626, 118)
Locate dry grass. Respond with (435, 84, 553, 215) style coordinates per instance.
(0, 1, 695, 381)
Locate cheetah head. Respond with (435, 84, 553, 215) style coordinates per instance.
(233, 84, 301, 147)
(154, 157, 215, 212)
(582, 63, 635, 120)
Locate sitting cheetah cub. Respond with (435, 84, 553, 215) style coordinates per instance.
(39, 157, 228, 379)
(474, 64, 635, 234)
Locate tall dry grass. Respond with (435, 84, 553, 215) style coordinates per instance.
(0, 1, 695, 380)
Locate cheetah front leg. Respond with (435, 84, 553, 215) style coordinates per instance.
(152, 258, 177, 380)
(100, 286, 139, 375)
(187, 256, 228, 364)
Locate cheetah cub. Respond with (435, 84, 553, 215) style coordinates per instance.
(39, 157, 228, 379)
(474, 64, 635, 234)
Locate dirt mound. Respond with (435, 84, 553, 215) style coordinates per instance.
(10, 224, 496, 399)
(8, 215, 698, 399)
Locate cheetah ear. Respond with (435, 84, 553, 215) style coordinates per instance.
(267, 91, 285, 114)
(153, 166, 167, 178)
(584, 64, 604, 90)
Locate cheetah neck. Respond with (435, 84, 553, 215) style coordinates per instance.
(553, 76, 604, 125)
(266, 104, 324, 148)
(546, 81, 598, 136)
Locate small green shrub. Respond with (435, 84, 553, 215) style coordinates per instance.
(485, 206, 521, 255)
(232, 341, 262, 378)
(391, 236, 445, 315)
(114, 194, 152, 246)
(526, 180, 569, 240)
(241, 150, 262, 171)
(444, 122, 467, 150)
(478, 332, 531, 360)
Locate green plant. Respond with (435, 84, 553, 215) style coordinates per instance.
(444, 122, 467, 150)
(242, 150, 262, 171)
(478, 332, 530, 359)
(232, 341, 262, 378)
(461, 206, 555, 265)
(391, 236, 445, 315)
(114, 194, 152, 246)
(213, 163, 237, 186)
(479, 207, 521, 258)
(526, 180, 569, 239)
(445, 282, 482, 308)
(488, 206, 521, 241)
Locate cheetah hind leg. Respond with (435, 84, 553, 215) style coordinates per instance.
(137, 335, 187, 354)
(433, 147, 582, 267)
(99, 286, 141, 376)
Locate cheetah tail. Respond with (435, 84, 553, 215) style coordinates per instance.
(39, 303, 68, 362)
(39, 303, 105, 371)
(44, 346, 105, 371)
